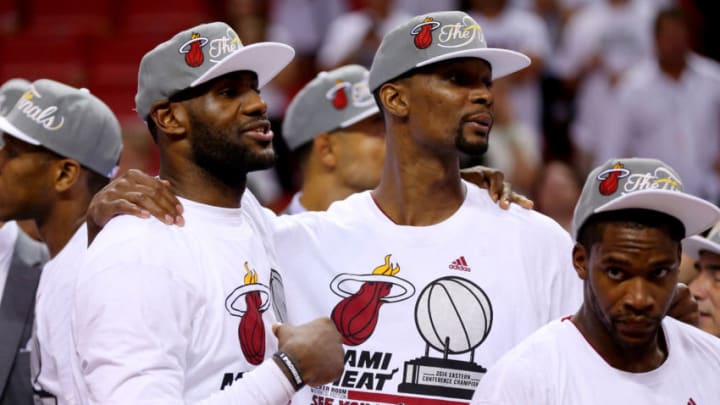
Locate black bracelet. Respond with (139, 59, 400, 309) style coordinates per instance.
(274, 351, 305, 390)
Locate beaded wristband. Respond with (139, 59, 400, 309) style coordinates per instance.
(274, 351, 305, 390)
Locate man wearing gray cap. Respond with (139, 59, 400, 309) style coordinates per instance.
(473, 157, 720, 404)
(281, 64, 385, 214)
(683, 223, 720, 338)
(71, 22, 344, 404)
(0, 79, 122, 404)
(0, 78, 49, 405)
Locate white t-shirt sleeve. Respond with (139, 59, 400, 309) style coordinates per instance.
(73, 259, 294, 404)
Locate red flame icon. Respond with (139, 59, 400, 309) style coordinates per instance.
(413, 17, 437, 49)
(185, 33, 205, 67)
(238, 263, 265, 365)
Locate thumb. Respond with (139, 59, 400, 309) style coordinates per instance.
(272, 322, 283, 337)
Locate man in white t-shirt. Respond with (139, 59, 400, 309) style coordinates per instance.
(683, 223, 720, 338)
(0, 79, 123, 405)
(71, 22, 344, 404)
(473, 157, 720, 404)
(85, 11, 701, 405)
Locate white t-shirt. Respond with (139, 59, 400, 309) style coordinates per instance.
(473, 316, 720, 404)
(71, 193, 294, 404)
(272, 181, 582, 404)
(31, 225, 87, 404)
(0, 221, 19, 303)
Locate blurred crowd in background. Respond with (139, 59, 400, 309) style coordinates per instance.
(0, 0, 718, 224)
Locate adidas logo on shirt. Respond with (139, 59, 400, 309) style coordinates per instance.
(448, 256, 471, 272)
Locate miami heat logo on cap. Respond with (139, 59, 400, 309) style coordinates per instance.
(179, 32, 209, 67)
(597, 162, 630, 196)
(410, 17, 441, 49)
(326, 80, 351, 110)
(330, 254, 415, 345)
(225, 262, 271, 365)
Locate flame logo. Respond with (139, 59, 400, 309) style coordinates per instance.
(410, 17, 440, 49)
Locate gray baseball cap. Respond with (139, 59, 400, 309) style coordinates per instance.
(0, 78, 30, 116)
(282, 65, 379, 151)
(572, 157, 720, 239)
(683, 223, 720, 260)
(0, 79, 122, 178)
(0, 78, 31, 148)
(136, 22, 295, 121)
(369, 11, 531, 91)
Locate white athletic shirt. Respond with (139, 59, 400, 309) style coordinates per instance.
(271, 181, 583, 404)
(31, 225, 87, 404)
(473, 316, 720, 404)
(0, 221, 19, 303)
(71, 193, 294, 404)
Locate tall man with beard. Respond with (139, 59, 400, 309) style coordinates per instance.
(70, 22, 344, 404)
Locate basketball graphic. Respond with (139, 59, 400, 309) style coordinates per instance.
(269, 269, 287, 323)
(330, 254, 415, 346)
(415, 276, 492, 354)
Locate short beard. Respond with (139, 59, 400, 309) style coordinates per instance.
(189, 114, 276, 188)
(455, 127, 489, 156)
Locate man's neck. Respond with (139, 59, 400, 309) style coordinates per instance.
(372, 145, 465, 226)
(160, 163, 246, 209)
(36, 202, 87, 258)
(299, 173, 357, 212)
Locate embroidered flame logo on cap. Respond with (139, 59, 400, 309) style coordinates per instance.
(179, 32, 209, 67)
(325, 80, 351, 110)
(597, 162, 630, 195)
(410, 17, 440, 49)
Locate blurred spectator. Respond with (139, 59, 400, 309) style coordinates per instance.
(465, 81, 541, 195)
(316, 0, 410, 70)
(599, 7, 720, 201)
(555, 0, 659, 174)
(268, 0, 347, 58)
(532, 160, 582, 232)
(468, 0, 551, 139)
(683, 223, 720, 337)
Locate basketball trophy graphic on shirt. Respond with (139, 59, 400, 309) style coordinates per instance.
(330, 254, 415, 345)
(225, 262, 271, 365)
(269, 269, 287, 323)
(398, 276, 493, 400)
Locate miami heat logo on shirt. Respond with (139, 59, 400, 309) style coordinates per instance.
(596, 162, 630, 195)
(179, 32, 209, 67)
(225, 262, 271, 365)
(410, 17, 440, 49)
(330, 254, 415, 345)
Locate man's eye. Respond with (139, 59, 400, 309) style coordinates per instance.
(218, 88, 237, 97)
(607, 267, 625, 281)
(651, 268, 670, 279)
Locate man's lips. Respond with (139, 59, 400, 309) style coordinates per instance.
(464, 113, 492, 133)
(242, 121, 273, 142)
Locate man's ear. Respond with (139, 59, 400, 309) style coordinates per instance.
(150, 101, 186, 137)
(378, 82, 408, 118)
(53, 158, 82, 193)
(572, 243, 589, 280)
(313, 132, 337, 169)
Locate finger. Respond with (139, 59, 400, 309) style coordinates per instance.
(272, 322, 283, 336)
(512, 193, 535, 210)
(488, 172, 505, 203)
(126, 185, 182, 221)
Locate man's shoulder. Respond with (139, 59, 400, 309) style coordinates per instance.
(665, 317, 720, 355)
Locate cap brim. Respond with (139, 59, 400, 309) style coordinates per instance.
(416, 48, 531, 80)
(339, 105, 380, 129)
(0, 115, 41, 146)
(593, 189, 720, 238)
(682, 235, 720, 260)
(191, 42, 295, 89)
